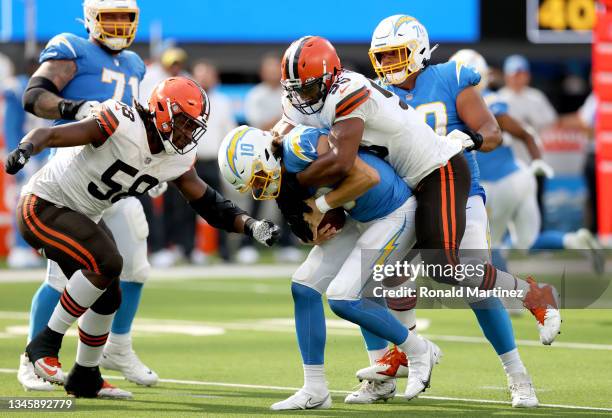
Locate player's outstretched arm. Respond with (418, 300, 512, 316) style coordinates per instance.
(173, 168, 281, 246)
(4, 118, 106, 175)
(23, 60, 77, 120)
(295, 118, 364, 187)
(457, 86, 502, 152)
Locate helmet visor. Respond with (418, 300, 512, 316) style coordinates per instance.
(282, 77, 327, 115)
(169, 108, 208, 154)
(368, 44, 416, 85)
(94, 9, 139, 46)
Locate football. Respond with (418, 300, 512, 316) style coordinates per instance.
(318, 207, 346, 232)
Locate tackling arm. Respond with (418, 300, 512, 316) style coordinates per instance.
(23, 60, 77, 120)
(295, 117, 364, 187)
(457, 86, 502, 152)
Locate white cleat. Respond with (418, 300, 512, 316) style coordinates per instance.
(100, 349, 158, 386)
(508, 372, 539, 408)
(523, 277, 562, 345)
(32, 356, 65, 385)
(270, 389, 332, 410)
(96, 380, 133, 399)
(404, 339, 442, 400)
(344, 380, 396, 404)
(355, 346, 408, 382)
(17, 353, 54, 392)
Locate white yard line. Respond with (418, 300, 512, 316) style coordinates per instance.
(0, 368, 609, 411)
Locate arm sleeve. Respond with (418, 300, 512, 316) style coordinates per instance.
(91, 100, 121, 141)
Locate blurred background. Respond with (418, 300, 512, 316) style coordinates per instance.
(0, 0, 608, 269)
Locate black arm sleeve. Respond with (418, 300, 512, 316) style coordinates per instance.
(23, 76, 60, 114)
(189, 185, 248, 233)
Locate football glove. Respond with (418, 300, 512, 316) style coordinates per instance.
(245, 219, 281, 247)
(5, 143, 34, 175)
(58, 99, 100, 120)
(461, 128, 484, 151)
(530, 159, 554, 179)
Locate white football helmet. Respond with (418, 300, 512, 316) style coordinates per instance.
(83, 0, 139, 51)
(369, 15, 438, 85)
(449, 49, 489, 91)
(218, 126, 282, 200)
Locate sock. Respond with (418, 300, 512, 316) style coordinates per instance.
(397, 331, 427, 356)
(530, 230, 565, 250)
(28, 283, 61, 342)
(499, 348, 527, 376)
(470, 297, 517, 355)
(391, 309, 417, 331)
(291, 283, 326, 365)
(48, 271, 105, 335)
(360, 326, 388, 365)
(303, 364, 327, 395)
(111, 281, 143, 335)
(487, 268, 531, 301)
(106, 332, 131, 353)
(328, 298, 408, 345)
(76, 309, 114, 367)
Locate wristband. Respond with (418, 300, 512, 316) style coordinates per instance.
(315, 195, 332, 214)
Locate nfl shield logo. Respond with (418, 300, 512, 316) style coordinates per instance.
(144, 157, 152, 165)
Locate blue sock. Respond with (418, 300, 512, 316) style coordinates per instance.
(361, 327, 389, 351)
(111, 281, 143, 335)
(491, 249, 508, 272)
(291, 282, 326, 365)
(328, 298, 408, 345)
(530, 230, 565, 250)
(29, 283, 61, 342)
(470, 297, 516, 355)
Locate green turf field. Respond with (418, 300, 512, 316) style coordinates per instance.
(0, 275, 611, 417)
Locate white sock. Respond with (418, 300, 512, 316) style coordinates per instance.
(398, 331, 427, 357)
(76, 310, 114, 367)
(367, 347, 388, 366)
(48, 270, 105, 334)
(491, 269, 531, 301)
(499, 348, 527, 376)
(391, 309, 417, 331)
(106, 332, 131, 352)
(303, 364, 327, 396)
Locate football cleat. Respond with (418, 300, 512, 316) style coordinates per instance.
(523, 277, 561, 345)
(355, 345, 408, 382)
(344, 380, 396, 404)
(270, 389, 332, 410)
(17, 353, 54, 392)
(65, 363, 132, 399)
(100, 348, 158, 386)
(404, 339, 442, 400)
(508, 372, 539, 408)
(31, 357, 65, 385)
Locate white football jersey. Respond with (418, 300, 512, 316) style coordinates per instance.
(22, 99, 196, 222)
(282, 70, 463, 188)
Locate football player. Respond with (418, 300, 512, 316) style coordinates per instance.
(451, 49, 604, 275)
(219, 124, 435, 410)
(359, 16, 561, 407)
(4, 77, 281, 398)
(19, 0, 156, 390)
(277, 33, 558, 406)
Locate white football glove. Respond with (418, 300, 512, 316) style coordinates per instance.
(246, 219, 281, 247)
(75, 100, 101, 120)
(530, 159, 554, 179)
(447, 129, 474, 150)
(148, 182, 168, 198)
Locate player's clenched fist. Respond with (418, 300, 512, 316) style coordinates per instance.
(245, 219, 281, 247)
(4, 142, 34, 175)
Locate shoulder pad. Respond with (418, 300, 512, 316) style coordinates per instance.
(39, 33, 86, 63)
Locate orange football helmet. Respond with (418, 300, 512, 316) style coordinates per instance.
(281, 36, 341, 114)
(148, 77, 210, 155)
